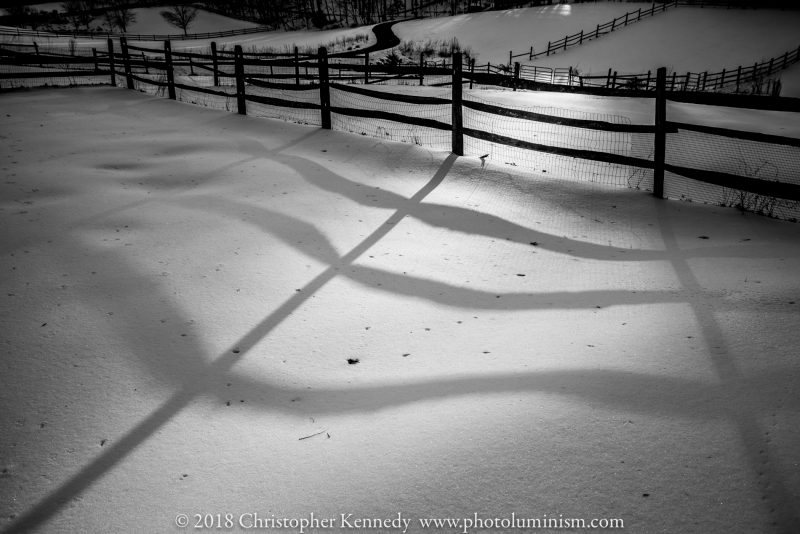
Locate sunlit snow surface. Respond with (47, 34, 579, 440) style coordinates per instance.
(1, 84, 799, 534)
(2, 6, 800, 533)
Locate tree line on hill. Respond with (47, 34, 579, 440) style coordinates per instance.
(2, 0, 797, 36)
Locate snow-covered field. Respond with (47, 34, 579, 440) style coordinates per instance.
(394, 3, 638, 65)
(2, 4, 800, 534)
(393, 4, 800, 97)
(2, 82, 799, 534)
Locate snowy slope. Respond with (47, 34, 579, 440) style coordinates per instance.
(394, 3, 638, 65)
(521, 6, 800, 77)
(1, 86, 799, 534)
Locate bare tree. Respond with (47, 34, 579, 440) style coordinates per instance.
(110, 0, 137, 33)
(160, 5, 200, 36)
(2, 6, 45, 30)
(60, 1, 98, 31)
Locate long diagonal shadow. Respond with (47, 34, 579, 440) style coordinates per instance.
(654, 199, 799, 533)
(3, 154, 457, 534)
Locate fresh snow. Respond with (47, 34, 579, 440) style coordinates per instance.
(2, 4, 800, 534)
(1, 83, 799, 534)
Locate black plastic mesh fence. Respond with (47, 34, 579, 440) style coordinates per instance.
(176, 85, 237, 112)
(245, 81, 321, 125)
(0, 42, 108, 89)
(462, 91, 654, 187)
(6, 43, 800, 222)
(0, 67, 109, 89)
(665, 128, 800, 220)
(329, 84, 451, 150)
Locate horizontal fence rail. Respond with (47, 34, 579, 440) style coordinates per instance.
(0, 24, 277, 42)
(2, 45, 800, 221)
(481, 43, 800, 96)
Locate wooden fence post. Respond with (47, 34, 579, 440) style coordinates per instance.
(529, 46, 532, 60)
(364, 52, 369, 84)
(452, 52, 463, 157)
(318, 47, 331, 129)
(120, 35, 134, 89)
(579, 30, 583, 45)
(546, 42, 550, 57)
(654, 67, 666, 199)
(470, 58, 475, 89)
(624, 12, 629, 26)
(419, 55, 424, 86)
(107, 38, 116, 86)
(612, 71, 617, 89)
(234, 45, 246, 115)
(164, 40, 176, 100)
(33, 41, 44, 68)
(595, 24, 599, 39)
(211, 41, 219, 86)
(606, 68, 612, 88)
(513, 62, 520, 91)
(637, 8, 641, 21)
(294, 46, 300, 85)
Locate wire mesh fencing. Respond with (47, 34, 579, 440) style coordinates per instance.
(664, 126, 800, 220)
(329, 83, 451, 150)
(4, 42, 800, 222)
(462, 91, 654, 188)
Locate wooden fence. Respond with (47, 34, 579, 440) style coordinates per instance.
(508, 1, 679, 64)
(2, 44, 800, 212)
(0, 24, 277, 42)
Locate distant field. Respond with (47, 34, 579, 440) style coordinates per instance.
(394, 3, 636, 65)
(392, 4, 800, 97)
(520, 6, 800, 76)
